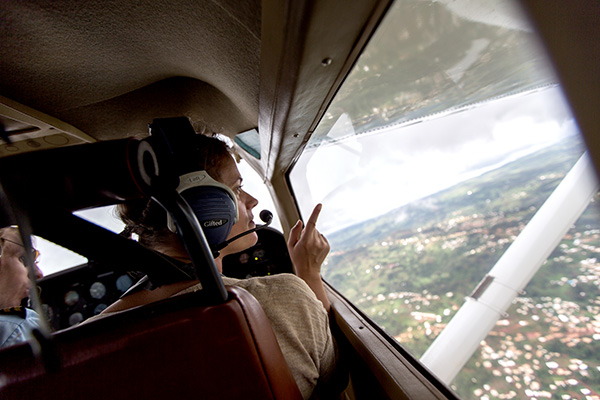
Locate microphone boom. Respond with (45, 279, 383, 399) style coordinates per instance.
(213, 210, 273, 252)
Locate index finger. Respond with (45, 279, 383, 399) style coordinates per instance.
(305, 203, 323, 232)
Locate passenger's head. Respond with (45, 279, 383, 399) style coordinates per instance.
(118, 133, 258, 263)
(0, 227, 43, 309)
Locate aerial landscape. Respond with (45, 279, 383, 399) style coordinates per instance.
(323, 136, 600, 399)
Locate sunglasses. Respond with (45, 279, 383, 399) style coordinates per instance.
(0, 238, 41, 264)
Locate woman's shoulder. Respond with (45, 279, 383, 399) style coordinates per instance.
(225, 273, 307, 289)
(224, 274, 327, 315)
(224, 273, 315, 298)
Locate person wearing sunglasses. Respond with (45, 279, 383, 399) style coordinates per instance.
(0, 226, 44, 348)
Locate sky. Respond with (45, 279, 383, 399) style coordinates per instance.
(290, 86, 584, 235)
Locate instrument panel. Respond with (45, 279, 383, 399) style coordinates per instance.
(38, 264, 138, 331)
(222, 227, 294, 279)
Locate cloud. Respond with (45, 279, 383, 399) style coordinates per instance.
(292, 86, 581, 234)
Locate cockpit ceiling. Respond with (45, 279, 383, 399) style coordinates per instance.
(1, 0, 394, 181)
(0, 0, 261, 141)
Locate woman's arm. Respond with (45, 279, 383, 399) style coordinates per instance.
(287, 204, 331, 311)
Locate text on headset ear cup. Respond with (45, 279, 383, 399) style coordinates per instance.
(180, 186, 237, 247)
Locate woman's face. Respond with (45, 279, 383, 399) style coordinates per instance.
(218, 156, 259, 256)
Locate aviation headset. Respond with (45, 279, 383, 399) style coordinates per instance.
(139, 117, 239, 249)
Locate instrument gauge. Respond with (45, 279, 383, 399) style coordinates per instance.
(116, 274, 133, 293)
(64, 290, 79, 306)
(94, 304, 108, 315)
(89, 282, 106, 299)
(69, 312, 84, 326)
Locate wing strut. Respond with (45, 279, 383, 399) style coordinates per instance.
(420, 152, 599, 383)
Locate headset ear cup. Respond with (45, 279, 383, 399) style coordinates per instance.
(179, 186, 237, 247)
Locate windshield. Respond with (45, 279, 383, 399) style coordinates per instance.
(289, 0, 600, 398)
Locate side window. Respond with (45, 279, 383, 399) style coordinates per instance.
(289, 1, 600, 398)
(237, 160, 282, 232)
(36, 206, 124, 276)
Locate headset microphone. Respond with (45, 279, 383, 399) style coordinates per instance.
(259, 209, 274, 225)
(213, 210, 273, 252)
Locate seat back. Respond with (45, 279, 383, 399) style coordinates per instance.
(0, 286, 302, 400)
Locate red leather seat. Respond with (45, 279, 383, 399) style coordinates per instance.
(0, 286, 302, 400)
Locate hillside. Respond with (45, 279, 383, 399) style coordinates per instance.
(322, 136, 600, 398)
(328, 136, 586, 253)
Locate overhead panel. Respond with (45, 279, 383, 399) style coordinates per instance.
(0, 96, 95, 158)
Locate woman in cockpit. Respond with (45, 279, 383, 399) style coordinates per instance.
(96, 132, 337, 399)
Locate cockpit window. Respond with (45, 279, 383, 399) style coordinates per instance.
(36, 206, 124, 275)
(289, 0, 600, 398)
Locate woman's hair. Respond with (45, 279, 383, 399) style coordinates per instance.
(117, 132, 232, 248)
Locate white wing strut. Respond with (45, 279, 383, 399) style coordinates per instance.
(420, 152, 599, 384)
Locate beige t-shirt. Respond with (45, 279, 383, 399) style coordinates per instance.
(177, 274, 336, 399)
